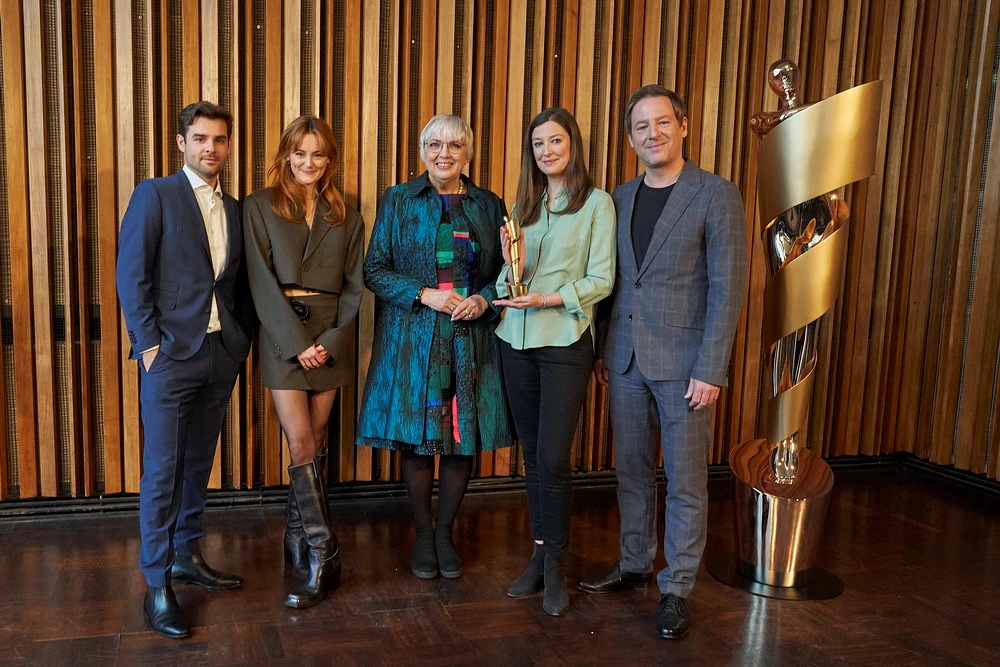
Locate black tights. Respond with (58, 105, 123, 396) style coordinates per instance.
(401, 451, 474, 532)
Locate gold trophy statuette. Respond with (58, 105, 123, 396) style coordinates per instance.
(503, 215, 529, 297)
(706, 59, 883, 600)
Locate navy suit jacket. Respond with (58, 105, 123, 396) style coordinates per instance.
(597, 160, 748, 386)
(116, 169, 255, 362)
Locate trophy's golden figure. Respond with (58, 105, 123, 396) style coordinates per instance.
(503, 215, 529, 297)
(709, 60, 883, 600)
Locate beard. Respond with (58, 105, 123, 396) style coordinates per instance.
(187, 155, 224, 180)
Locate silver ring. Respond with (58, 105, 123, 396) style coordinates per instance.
(449, 305, 455, 312)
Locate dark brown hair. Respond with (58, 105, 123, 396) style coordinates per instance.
(624, 85, 687, 133)
(177, 101, 233, 138)
(267, 115, 347, 226)
(514, 108, 593, 227)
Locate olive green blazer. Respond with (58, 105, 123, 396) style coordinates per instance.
(243, 187, 365, 362)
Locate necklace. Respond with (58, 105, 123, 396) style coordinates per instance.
(433, 178, 466, 195)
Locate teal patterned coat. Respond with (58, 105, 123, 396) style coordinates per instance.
(357, 173, 512, 453)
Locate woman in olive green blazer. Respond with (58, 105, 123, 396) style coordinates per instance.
(243, 115, 364, 610)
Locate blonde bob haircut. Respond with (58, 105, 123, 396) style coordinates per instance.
(418, 114, 475, 163)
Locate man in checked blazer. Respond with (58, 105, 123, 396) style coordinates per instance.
(580, 85, 748, 639)
(116, 101, 256, 639)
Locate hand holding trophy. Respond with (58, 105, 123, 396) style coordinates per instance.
(503, 216, 529, 297)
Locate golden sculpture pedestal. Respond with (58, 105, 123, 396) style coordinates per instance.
(706, 439, 843, 600)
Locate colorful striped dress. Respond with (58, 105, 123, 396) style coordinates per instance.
(415, 193, 481, 456)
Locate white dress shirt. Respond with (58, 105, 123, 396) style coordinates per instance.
(182, 164, 228, 333)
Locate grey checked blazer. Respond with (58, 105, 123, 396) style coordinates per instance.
(598, 160, 748, 386)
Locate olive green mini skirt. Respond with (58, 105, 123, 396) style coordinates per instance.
(260, 294, 351, 391)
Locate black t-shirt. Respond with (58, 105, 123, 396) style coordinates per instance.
(631, 180, 674, 266)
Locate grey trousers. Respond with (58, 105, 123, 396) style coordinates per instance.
(609, 358, 713, 597)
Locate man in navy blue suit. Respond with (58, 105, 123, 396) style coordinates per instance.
(117, 101, 255, 639)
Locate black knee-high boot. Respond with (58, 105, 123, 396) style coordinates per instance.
(284, 487, 308, 580)
(284, 460, 341, 608)
(285, 448, 328, 581)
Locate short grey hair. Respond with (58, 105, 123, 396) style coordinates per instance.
(418, 114, 475, 162)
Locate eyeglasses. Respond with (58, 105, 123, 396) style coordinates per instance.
(424, 140, 466, 155)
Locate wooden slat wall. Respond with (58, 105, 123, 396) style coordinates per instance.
(1, 0, 998, 501)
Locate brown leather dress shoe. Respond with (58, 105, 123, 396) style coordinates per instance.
(577, 562, 651, 594)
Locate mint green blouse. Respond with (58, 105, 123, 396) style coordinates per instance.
(495, 187, 617, 350)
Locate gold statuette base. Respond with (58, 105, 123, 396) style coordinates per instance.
(707, 437, 842, 600)
(509, 283, 528, 297)
(729, 438, 834, 587)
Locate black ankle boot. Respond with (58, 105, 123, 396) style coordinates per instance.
(284, 460, 341, 608)
(170, 553, 243, 590)
(143, 585, 189, 639)
(507, 543, 545, 597)
(542, 551, 569, 616)
(434, 524, 462, 579)
(411, 526, 438, 579)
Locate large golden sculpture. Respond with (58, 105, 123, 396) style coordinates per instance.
(715, 60, 883, 599)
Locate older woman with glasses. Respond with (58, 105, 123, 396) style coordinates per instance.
(358, 114, 511, 580)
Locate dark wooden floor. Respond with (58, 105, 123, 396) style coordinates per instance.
(1, 469, 999, 666)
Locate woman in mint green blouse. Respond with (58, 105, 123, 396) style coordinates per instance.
(493, 107, 616, 616)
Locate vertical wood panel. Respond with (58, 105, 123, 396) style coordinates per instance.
(338, 0, 362, 483)
(23, 0, 59, 497)
(436, 0, 455, 114)
(201, 0, 219, 100)
(283, 0, 300, 125)
(3, 0, 40, 498)
(949, 0, 1000, 471)
(114, 0, 141, 493)
(94, 0, 124, 493)
(69, 0, 98, 497)
(354, 0, 385, 481)
(503, 0, 527, 206)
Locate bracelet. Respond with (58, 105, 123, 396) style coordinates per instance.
(415, 286, 426, 307)
(541, 293, 548, 308)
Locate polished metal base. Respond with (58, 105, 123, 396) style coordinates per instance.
(730, 438, 834, 586)
(705, 540, 843, 601)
